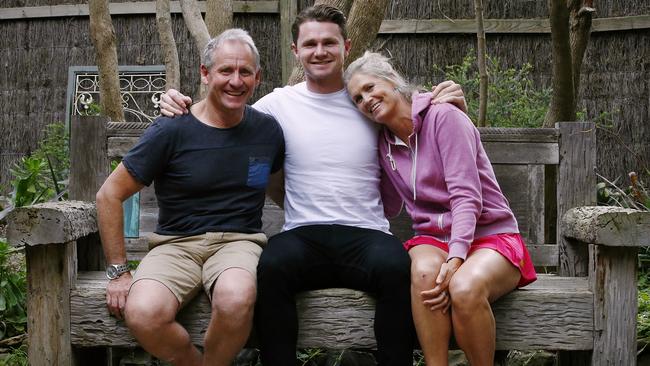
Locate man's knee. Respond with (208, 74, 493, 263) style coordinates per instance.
(125, 281, 178, 332)
(211, 269, 256, 317)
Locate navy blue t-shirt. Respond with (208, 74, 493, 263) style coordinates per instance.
(122, 106, 285, 235)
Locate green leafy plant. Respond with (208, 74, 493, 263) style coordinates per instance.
(8, 122, 69, 208)
(431, 52, 551, 128)
(0, 239, 27, 359)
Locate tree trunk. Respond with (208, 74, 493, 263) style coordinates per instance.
(569, 0, 594, 113)
(179, 0, 211, 97)
(474, 0, 488, 127)
(344, 0, 390, 67)
(179, 0, 211, 55)
(543, 0, 575, 127)
(156, 0, 180, 91)
(205, 0, 233, 37)
(88, 0, 124, 122)
(287, 0, 355, 85)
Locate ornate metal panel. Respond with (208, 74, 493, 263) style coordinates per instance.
(65, 65, 166, 129)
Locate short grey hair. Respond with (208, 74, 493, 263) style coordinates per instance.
(344, 51, 417, 102)
(202, 28, 260, 70)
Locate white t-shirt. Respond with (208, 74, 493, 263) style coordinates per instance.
(253, 82, 390, 233)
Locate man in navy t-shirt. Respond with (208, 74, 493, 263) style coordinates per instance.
(96, 29, 284, 366)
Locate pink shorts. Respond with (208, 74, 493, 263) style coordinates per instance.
(403, 233, 537, 287)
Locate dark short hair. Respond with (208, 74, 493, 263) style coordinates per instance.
(291, 4, 347, 44)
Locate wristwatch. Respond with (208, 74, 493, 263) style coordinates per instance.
(106, 263, 130, 280)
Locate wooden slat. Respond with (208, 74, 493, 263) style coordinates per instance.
(483, 142, 558, 164)
(279, 0, 297, 84)
(107, 136, 139, 159)
(70, 273, 591, 350)
(378, 15, 650, 34)
(557, 122, 596, 277)
(527, 244, 559, 268)
(591, 246, 638, 364)
(27, 243, 77, 365)
(0, 1, 278, 19)
(2, 5, 647, 34)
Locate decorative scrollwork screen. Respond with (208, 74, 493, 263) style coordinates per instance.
(65, 65, 166, 130)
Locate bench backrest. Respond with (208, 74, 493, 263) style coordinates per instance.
(69, 117, 596, 274)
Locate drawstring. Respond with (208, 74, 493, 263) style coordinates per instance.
(386, 144, 397, 171)
(411, 134, 418, 201)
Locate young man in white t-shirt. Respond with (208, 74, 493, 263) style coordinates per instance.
(160, 5, 466, 365)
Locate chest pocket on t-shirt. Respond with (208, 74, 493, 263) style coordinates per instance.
(247, 156, 271, 189)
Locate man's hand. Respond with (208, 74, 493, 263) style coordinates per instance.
(160, 89, 193, 117)
(431, 80, 468, 114)
(106, 272, 133, 320)
(420, 257, 463, 313)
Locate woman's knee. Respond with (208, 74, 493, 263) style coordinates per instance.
(410, 257, 444, 290)
(448, 273, 489, 313)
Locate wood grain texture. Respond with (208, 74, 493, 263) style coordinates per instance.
(590, 245, 638, 365)
(70, 115, 110, 201)
(7, 201, 97, 247)
(563, 206, 650, 247)
(69, 273, 592, 350)
(556, 122, 596, 277)
(26, 242, 77, 366)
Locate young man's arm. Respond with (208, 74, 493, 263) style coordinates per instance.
(96, 163, 144, 320)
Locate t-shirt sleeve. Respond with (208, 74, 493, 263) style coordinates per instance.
(271, 130, 285, 173)
(122, 118, 174, 186)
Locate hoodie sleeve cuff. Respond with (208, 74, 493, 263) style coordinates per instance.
(447, 241, 470, 261)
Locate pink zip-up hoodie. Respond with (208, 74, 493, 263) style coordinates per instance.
(379, 92, 519, 260)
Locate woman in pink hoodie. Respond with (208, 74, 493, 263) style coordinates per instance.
(344, 52, 537, 366)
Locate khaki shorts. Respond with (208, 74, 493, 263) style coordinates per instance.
(131, 231, 266, 307)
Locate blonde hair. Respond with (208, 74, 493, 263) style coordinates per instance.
(344, 51, 417, 101)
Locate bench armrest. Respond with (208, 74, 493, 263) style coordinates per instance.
(7, 200, 97, 247)
(562, 206, 650, 247)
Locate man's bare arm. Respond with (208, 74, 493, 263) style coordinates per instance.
(96, 163, 144, 319)
(431, 80, 468, 114)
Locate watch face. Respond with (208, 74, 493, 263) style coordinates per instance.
(107, 266, 118, 279)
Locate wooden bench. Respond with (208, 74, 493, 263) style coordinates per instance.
(7, 116, 650, 365)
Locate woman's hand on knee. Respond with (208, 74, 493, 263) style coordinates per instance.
(421, 257, 463, 313)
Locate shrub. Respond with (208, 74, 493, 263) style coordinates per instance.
(431, 52, 551, 128)
(9, 122, 69, 208)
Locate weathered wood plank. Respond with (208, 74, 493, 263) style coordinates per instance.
(0, 2, 278, 20)
(26, 242, 77, 366)
(562, 206, 650, 247)
(280, 0, 297, 83)
(107, 136, 139, 159)
(557, 122, 596, 277)
(377, 15, 650, 34)
(483, 142, 558, 164)
(590, 245, 638, 365)
(70, 115, 109, 201)
(7, 201, 97, 247)
(70, 273, 591, 350)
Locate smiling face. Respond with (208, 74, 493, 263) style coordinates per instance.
(200, 40, 260, 114)
(347, 73, 404, 125)
(292, 21, 351, 93)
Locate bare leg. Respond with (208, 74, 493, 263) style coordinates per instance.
(409, 245, 451, 366)
(202, 268, 257, 366)
(448, 249, 521, 366)
(125, 280, 202, 366)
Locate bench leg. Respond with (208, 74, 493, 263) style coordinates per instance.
(591, 245, 638, 365)
(25, 242, 76, 366)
